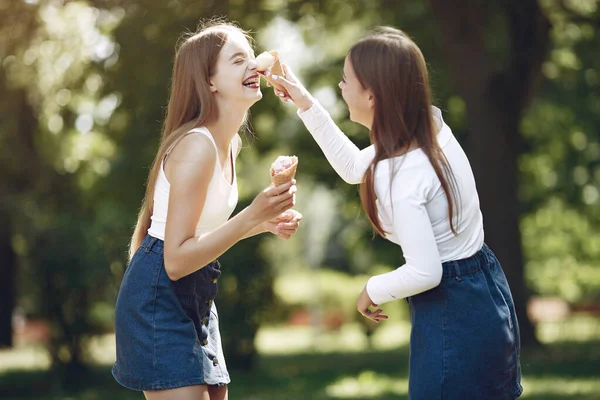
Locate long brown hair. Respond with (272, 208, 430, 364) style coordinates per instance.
(128, 20, 251, 260)
(352, 27, 460, 237)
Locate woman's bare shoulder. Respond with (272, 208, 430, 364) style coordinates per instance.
(165, 133, 217, 180)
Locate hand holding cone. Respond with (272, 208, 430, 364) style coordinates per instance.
(256, 50, 286, 91)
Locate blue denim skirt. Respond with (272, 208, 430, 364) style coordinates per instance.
(407, 243, 523, 400)
(112, 235, 230, 391)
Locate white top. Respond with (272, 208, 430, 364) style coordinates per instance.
(147, 128, 239, 240)
(298, 102, 484, 305)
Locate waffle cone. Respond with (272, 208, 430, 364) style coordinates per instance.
(270, 157, 298, 186)
(269, 51, 285, 77)
(260, 51, 286, 92)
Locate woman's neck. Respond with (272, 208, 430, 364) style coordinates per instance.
(205, 107, 246, 151)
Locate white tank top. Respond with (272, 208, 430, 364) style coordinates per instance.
(147, 127, 239, 240)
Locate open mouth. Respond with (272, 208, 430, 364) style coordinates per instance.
(242, 75, 260, 89)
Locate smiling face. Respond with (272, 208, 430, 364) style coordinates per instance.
(209, 30, 262, 109)
(338, 56, 374, 129)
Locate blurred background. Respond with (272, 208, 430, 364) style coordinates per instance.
(1, 0, 599, 399)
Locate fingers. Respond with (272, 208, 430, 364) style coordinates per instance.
(267, 181, 297, 213)
(270, 73, 293, 89)
(282, 209, 303, 221)
(258, 67, 297, 105)
(261, 72, 289, 94)
(275, 220, 299, 239)
(275, 213, 296, 222)
(258, 71, 273, 88)
(277, 221, 300, 230)
(360, 308, 389, 323)
(266, 179, 296, 196)
(274, 211, 302, 238)
(358, 300, 388, 323)
(274, 87, 291, 103)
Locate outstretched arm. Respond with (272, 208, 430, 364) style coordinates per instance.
(263, 66, 374, 185)
(297, 102, 374, 184)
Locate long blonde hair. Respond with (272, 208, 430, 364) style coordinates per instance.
(128, 20, 250, 260)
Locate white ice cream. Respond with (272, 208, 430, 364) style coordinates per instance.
(256, 52, 275, 71)
(272, 156, 294, 174)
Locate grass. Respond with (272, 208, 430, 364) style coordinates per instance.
(1, 317, 599, 399)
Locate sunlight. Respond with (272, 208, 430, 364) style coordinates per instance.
(0, 347, 49, 372)
(326, 370, 408, 398)
(520, 377, 600, 397)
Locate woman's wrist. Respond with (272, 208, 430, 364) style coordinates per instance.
(259, 220, 270, 234)
(237, 207, 264, 233)
(297, 96, 315, 112)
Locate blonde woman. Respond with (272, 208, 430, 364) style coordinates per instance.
(112, 21, 301, 400)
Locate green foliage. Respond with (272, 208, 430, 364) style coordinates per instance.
(273, 268, 408, 325)
(518, 0, 600, 303)
(2, 0, 600, 377)
(522, 199, 600, 302)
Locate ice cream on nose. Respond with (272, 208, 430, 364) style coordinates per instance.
(256, 50, 286, 92)
(255, 50, 284, 77)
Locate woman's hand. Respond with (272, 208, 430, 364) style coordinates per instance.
(264, 209, 303, 239)
(356, 286, 388, 323)
(261, 64, 315, 112)
(248, 179, 297, 226)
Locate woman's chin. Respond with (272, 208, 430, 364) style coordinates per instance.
(242, 90, 263, 106)
(251, 91, 263, 104)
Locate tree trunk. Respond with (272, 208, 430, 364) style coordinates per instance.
(467, 99, 538, 348)
(0, 209, 16, 348)
(429, 0, 549, 347)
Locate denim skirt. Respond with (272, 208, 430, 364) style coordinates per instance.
(112, 235, 230, 391)
(407, 243, 523, 400)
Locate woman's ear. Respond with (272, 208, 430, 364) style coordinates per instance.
(368, 92, 375, 109)
(209, 80, 218, 93)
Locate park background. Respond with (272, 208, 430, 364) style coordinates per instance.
(1, 0, 599, 398)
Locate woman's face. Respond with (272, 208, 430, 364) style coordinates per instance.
(210, 31, 262, 108)
(338, 56, 374, 129)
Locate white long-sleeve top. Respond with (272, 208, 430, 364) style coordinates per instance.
(298, 102, 484, 304)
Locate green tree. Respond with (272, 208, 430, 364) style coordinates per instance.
(0, 1, 121, 374)
(0, 0, 39, 349)
(2, 0, 599, 378)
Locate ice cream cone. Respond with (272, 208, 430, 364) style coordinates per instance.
(256, 50, 286, 92)
(268, 51, 285, 77)
(270, 156, 298, 186)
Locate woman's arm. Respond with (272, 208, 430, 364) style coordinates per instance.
(265, 67, 374, 185)
(297, 102, 375, 184)
(365, 189, 443, 305)
(163, 134, 296, 280)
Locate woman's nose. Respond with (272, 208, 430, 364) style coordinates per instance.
(248, 59, 258, 70)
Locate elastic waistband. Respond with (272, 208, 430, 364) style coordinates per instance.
(441, 243, 493, 279)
